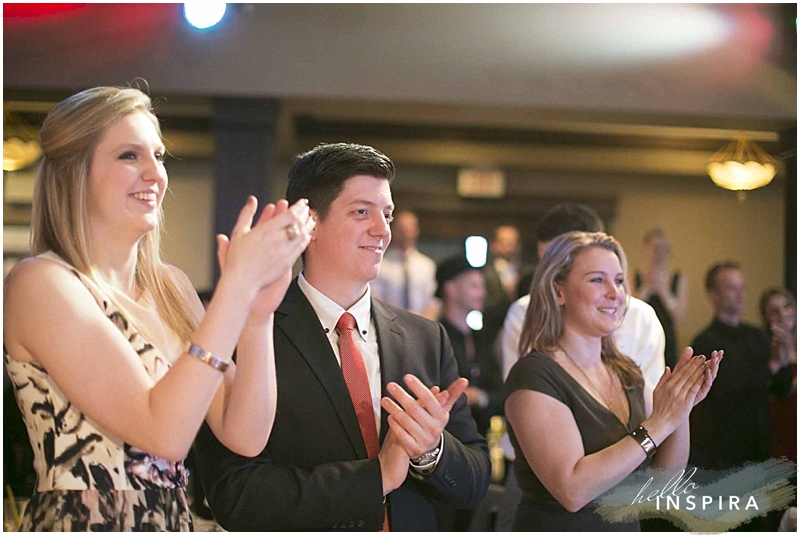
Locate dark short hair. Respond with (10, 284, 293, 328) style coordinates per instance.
(705, 261, 740, 291)
(535, 203, 605, 243)
(286, 143, 395, 221)
(435, 255, 477, 298)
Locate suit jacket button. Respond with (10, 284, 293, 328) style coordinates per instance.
(340, 522, 348, 529)
(357, 520, 364, 528)
(348, 520, 356, 528)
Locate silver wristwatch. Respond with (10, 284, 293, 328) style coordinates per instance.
(409, 434, 443, 471)
(410, 446, 440, 468)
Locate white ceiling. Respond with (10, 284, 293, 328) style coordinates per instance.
(3, 3, 796, 121)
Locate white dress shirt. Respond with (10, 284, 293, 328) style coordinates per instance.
(298, 272, 382, 434)
(499, 294, 666, 460)
(371, 247, 436, 315)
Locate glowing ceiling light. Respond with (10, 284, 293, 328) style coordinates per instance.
(184, 3, 226, 30)
(521, 4, 732, 67)
(707, 135, 778, 199)
(3, 138, 42, 172)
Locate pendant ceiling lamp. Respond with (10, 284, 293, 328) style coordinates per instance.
(707, 135, 777, 194)
(3, 111, 42, 172)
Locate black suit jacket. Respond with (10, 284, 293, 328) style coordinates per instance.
(481, 262, 514, 346)
(194, 279, 490, 531)
(482, 260, 535, 346)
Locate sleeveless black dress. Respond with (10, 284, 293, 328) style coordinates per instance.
(505, 352, 647, 532)
(634, 271, 680, 368)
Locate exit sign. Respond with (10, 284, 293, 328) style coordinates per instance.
(457, 168, 506, 198)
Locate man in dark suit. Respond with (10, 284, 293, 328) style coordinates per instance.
(436, 255, 504, 438)
(482, 225, 533, 347)
(194, 143, 490, 531)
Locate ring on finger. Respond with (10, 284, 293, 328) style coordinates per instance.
(284, 222, 301, 241)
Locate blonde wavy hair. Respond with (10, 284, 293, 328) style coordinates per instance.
(31, 85, 197, 341)
(519, 231, 643, 389)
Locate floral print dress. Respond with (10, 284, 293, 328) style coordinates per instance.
(4, 253, 193, 531)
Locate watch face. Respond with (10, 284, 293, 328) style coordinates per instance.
(412, 447, 440, 466)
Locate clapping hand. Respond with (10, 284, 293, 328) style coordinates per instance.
(770, 321, 796, 367)
(378, 428, 411, 495)
(648, 354, 707, 440)
(671, 347, 723, 407)
(216, 197, 315, 321)
(380, 375, 468, 459)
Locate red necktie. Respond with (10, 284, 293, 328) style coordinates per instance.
(336, 312, 390, 531)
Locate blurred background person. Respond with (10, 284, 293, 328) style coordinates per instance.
(760, 288, 797, 463)
(505, 231, 721, 531)
(690, 262, 794, 473)
(435, 255, 505, 531)
(634, 228, 688, 368)
(483, 225, 534, 349)
(436, 255, 504, 437)
(371, 210, 438, 318)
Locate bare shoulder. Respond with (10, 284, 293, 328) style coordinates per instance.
(4, 256, 98, 361)
(162, 263, 204, 321)
(163, 263, 191, 285)
(5, 255, 84, 301)
(162, 264, 201, 299)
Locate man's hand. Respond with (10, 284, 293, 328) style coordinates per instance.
(380, 375, 468, 459)
(378, 429, 410, 495)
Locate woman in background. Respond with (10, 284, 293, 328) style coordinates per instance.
(760, 288, 797, 462)
(634, 228, 688, 368)
(505, 231, 721, 531)
(3, 86, 314, 530)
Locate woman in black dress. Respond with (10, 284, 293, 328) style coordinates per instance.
(759, 288, 796, 462)
(505, 231, 721, 531)
(634, 228, 688, 368)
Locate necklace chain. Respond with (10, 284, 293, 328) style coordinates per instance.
(557, 344, 630, 430)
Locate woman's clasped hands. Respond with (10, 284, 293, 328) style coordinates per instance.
(216, 196, 315, 317)
(646, 347, 723, 443)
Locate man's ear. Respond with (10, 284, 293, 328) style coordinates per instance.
(309, 209, 319, 242)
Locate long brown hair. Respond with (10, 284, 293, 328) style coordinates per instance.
(31, 85, 197, 341)
(519, 231, 643, 389)
(759, 287, 797, 333)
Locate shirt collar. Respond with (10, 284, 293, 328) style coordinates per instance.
(298, 272, 372, 342)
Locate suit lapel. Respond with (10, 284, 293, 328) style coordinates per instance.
(276, 280, 368, 458)
(372, 298, 407, 442)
